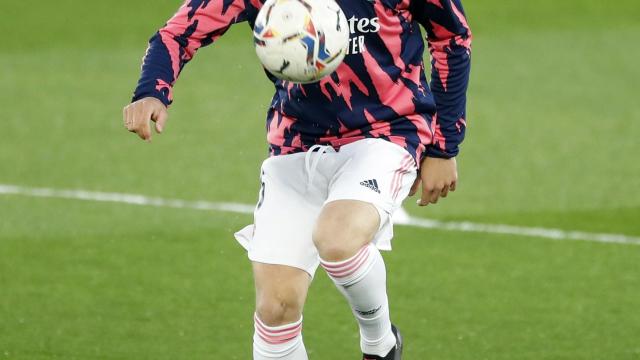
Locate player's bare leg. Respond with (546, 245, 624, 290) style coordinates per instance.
(313, 200, 400, 358)
(252, 262, 311, 360)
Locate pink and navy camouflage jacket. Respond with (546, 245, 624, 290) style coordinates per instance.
(132, 0, 472, 163)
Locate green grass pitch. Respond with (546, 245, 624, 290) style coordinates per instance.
(1, 0, 640, 358)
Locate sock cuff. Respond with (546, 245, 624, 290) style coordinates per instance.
(254, 313, 303, 345)
(320, 244, 379, 284)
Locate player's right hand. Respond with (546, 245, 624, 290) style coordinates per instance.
(122, 97, 168, 141)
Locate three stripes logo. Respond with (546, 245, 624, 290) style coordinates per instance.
(360, 179, 380, 194)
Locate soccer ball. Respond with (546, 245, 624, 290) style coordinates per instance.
(253, 0, 350, 84)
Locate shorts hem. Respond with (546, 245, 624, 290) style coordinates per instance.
(324, 195, 394, 215)
(247, 253, 318, 278)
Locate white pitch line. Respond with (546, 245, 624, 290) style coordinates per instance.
(0, 184, 255, 215)
(1, 184, 639, 246)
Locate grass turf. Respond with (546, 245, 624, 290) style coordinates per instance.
(1, 0, 639, 358)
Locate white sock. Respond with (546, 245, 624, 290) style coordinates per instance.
(253, 314, 308, 359)
(320, 244, 396, 357)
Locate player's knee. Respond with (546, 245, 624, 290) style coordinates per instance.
(255, 292, 303, 326)
(313, 201, 379, 261)
(313, 220, 352, 260)
(313, 234, 354, 261)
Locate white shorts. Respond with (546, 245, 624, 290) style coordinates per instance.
(234, 138, 418, 276)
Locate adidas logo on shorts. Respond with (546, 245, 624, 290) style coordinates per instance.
(360, 179, 380, 194)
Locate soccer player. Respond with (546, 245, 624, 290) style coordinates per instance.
(123, 0, 471, 358)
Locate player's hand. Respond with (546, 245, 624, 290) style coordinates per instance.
(122, 97, 168, 141)
(409, 156, 457, 206)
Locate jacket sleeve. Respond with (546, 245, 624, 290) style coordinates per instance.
(411, 0, 472, 158)
(132, 0, 251, 106)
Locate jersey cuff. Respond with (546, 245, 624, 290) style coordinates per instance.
(425, 145, 458, 159)
(131, 90, 171, 107)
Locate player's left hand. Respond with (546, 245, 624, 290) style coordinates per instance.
(409, 156, 457, 206)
